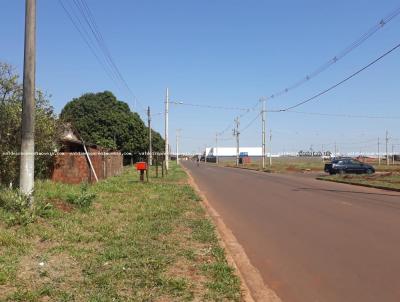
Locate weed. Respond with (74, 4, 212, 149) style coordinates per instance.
(66, 183, 96, 208)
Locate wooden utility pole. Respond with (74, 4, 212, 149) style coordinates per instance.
(147, 106, 152, 166)
(20, 0, 36, 202)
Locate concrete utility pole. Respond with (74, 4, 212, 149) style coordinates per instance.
(261, 98, 266, 169)
(386, 130, 389, 166)
(215, 132, 219, 165)
(233, 117, 240, 167)
(176, 129, 181, 164)
(147, 106, 152, 166)
(378, 137, 381, 165)
(392, 144, 395, 165)
(20, 0, 36, 202)
(334, 142, 337, 158)
(164, 88, 169, 170)
(269, 129, 272, 166)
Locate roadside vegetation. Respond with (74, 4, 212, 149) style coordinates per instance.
(223, 158, 400, 174)
(0, 163, 241, 301)
(317, 173, 400, 191)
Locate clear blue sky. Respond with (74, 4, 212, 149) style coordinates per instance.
(1, 0, 400, 154)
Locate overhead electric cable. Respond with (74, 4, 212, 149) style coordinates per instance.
(265, 6, 400, 101)
(274, 41, 400, 111)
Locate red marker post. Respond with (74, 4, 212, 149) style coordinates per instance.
(136, 162, 148, 182)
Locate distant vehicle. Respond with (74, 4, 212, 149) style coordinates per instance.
(324, 158, 375, 175)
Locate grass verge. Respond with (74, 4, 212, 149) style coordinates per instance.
(317, 173, 400, 191)
(223, 158, 400, 174)
(0, 163, 241, 301)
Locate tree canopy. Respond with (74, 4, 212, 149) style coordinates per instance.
(60, 91, 164, 158)
(0, 62, 58, 186)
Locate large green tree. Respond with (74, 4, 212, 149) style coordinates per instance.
(60, 91, 163, 159)
(0, 62, 58, 186)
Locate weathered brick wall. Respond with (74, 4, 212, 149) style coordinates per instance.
(52, 147, 123, 184)
(52, 153, 91, 184)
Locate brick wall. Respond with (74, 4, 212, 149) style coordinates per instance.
(52, 146, 123, 184)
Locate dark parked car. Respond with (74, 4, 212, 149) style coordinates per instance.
(324, 158, 375, 175)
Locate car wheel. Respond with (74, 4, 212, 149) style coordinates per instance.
(366, 169, 373, 175)
(339, 169, 345, 176)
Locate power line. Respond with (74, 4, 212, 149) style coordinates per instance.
(58, 0, 121, 89)
(59, 0, 147, 112)
(170, 101, 250, 111)
(273, 110, 400, 120)
(274, 41, 400, 111)
(265, 6, 400, 101)
(240, 112, 261, 133)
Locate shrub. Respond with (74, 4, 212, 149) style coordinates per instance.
(66, 183, 96, 208)
(0, 189, 53, 226)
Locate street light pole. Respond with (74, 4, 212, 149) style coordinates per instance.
(20, 0, 36, 203)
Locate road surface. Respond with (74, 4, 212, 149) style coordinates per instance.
(182, 161, 400, 302)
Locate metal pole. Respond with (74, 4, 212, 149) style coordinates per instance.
(165, 88, 169, 170)
(261, 98, 266, 169)
(147, 106, 152, 166)
(20, 0, 36, 202)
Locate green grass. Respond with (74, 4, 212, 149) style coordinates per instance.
(318, 173, 400, 191)
(223, 158, 400, 174)
(0, 163, 241, 301)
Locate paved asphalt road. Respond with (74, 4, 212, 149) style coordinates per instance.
(182, 161, 400, 302)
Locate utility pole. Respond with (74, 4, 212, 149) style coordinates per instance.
(269, 129, 272, 166)
(147, 106, 152, 166)
(20, 0, 36, 202)
(176, 129, 181, 164)
(392, 144, 395, 165)
(261, 97, 266, 169)
(386, 130, 389, 166)
(334, 142, 337, 158)
(233, 117, 240, 167)
(378, 137, 381, 165)
(164, 88, 169, 170)
(322, 144, 324, 162)
(215, 132, 219, 165)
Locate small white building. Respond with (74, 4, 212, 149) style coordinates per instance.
(205, 147, 263, 157)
